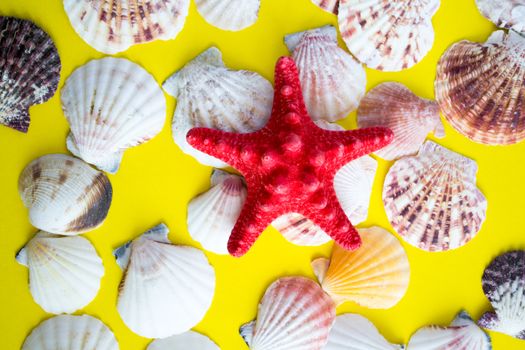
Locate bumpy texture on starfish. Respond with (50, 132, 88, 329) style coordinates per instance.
(187, 57, 393, 257)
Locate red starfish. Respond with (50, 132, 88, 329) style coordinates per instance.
(187, 57, 393, 257)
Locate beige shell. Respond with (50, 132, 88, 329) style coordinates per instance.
(476, 0, 525, 34)
(195, 0, 260, 31)
(311, 0, 338, 14)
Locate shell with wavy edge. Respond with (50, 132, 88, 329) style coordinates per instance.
(311, 0, 339, 14)
(195, 0, 260, 31)
(476, 0, 525, 34)
(148, 331, 219, 349)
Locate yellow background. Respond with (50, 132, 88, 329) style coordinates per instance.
(0, 0, 523, 349)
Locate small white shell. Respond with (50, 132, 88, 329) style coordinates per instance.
(476, 0, 525, 34)
(148, 331, 219, 349)
(195, 0, 260, 31)
(272, 213, 331, 246)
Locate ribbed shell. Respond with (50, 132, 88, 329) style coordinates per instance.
(63, 0, 190, 54)
(311, 0, 339, 14)
(383, 141, 487, 252)
(0, 16, 61, 132)
(285, 25, 366, 122)
(272, 213, 331, 246)
(338, 0, 440, 71)
(16, 232, 104, 314)
(163, 47, 273, 167)
(195, 0, 260, 31)
(61, 57, 166, 174)
(22, 315, 118, 350)
(358, 82, 444, 160)
(313, 226, 410, 308)
(435, 30, 525, 145)
(476, 0, 525, 34)
(18, 154, 112, 235)
(148, 331, 219, 349)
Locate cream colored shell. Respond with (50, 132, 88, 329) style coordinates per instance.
(195, 0, 260, 31)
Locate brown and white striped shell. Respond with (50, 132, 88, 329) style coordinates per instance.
(476, 0, 525, 34)
(311, 0, 339, 14)
(195, 0, 260, 31)
(435, 30, 525, 145)
(383, 141, 487, 252)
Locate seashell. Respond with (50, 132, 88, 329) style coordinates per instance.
(383, 141, 487, 252)
(16, 232, 104, 314)
(357, 82, 444, 160)
(22, 314, 118, 350)
(312, 226, 410, 308)
(476, 0, 525, 34)
(285, 25, 366, 122)
(195, 0, 260, 31)
(338, 0, 440, 71)
(435, 30, 525, 145)
(478, 250, 525, 340)
(240, 276, 335, 350)
(187, 170, 247, 254)
(0, 16, 61, 132)
(63, 0, 190, 54)
(148, 331, 219, 350)
(408, 311, 492, 349)
(163, 47, 273, 167)
(311, 0, 339, 14)
(61, 57, 166, 174)
(115, 223, 215, 339)
(18, 154, 112, 235)
(272, 213, 331, 247)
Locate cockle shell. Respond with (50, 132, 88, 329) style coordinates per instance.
(195, 0, 260, 31)
(115, 223, 215, 339)
(240, 276, 335, 350)
(285, 25, 366, 122)
(63, 0, 190, 54)
(383, 141, 487, 252)
(0, 16, 61, 132)
(338, 0, 440, 71)
(61, 57, 166, 174)
(312, 226, 410, 308)
(18, 154, 112, 235)
(163, 47, 273, 167)
(22, 315, 118, 350)
(358, 82, 444, 160)
(148, 331, 219, 349)
(311, 0, 339, 14)
(16, 232, 104, 314)
(476, 0, 525, 34)
(435, 30, 525, 145)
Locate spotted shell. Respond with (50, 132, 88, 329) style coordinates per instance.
(311, 0, 339, 14)
(195, 0, 260, 31)
(476, 0, 525, 34)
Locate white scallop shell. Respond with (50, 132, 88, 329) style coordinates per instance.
(476, 0, 525, 34)
(195, 0, 260, 31)
(163, 47, 273, 167)
(115, 223, 216, 339)
(272, 213, 331, 246)
(61, 57, 166, 174)
(311, 0, 339, 14)
(148, 331, 219, 349)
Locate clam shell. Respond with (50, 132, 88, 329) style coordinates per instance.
(285, 25, 366, 122)
(0, 16, 60, 132)
(16, 232, 104, 314)
(435, 30, 525, 145)
(195, 0, 260, 31)
(18, 154, 112, 235)
(240, 276, 335, 350)
(383, 141, 487, 252)
(63, 0, 190, 54)
(115, 223, 216, 338)
(338, 0, 440, 71)
(313, 226, 410, 308)
(358, 82, 444, 160)
(61, 57, 166, 174)
(476, 0, 525, 34)
(22, 315, 118, 350)
(148, 331, 219, 349)
(311, 0, 339, 14)
(163, 47, 273, 167)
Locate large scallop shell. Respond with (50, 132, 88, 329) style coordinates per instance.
(311, 0, 339, 14)
(16, 232, 104, 314)
(312, 226, 410, 308)
(18, 154, 112, 235)
(476, 0, 525, 34)
(358, 82, 444, 160)
(61, 57, 166, 174)
(163, 47, 273, 167)
(148, 331, 219, 349)
(195, 0, 260, 31)
(22, 315, 118, 350)
(435, 30, 525, 145)
(285, 25, 366, 122)
(240, 276, 335, 350)
(383, 141, 487, 252)
(63, 0, 190, 54)
(338, 0, 440, 71)
(0, 16, 61, 132)
(115, 223, 216, 339)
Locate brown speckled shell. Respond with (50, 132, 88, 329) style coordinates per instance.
(311, 0, 339, 14)
(476, 0, 525, 34)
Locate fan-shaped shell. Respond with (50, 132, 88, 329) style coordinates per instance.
(435, 30, 525, 145)
(63, 0, 190, 54)
(61, 57, 166, 173)
(195, 0, 260, 31)
(115, 223, 216, 339)
(22, 315, 118, 350)
(358, 82, 444, 160)
(311, 0, 339, 14)
(338, 0, 440, 71)
(272, 213, 331, 246)
(285, 25, 366, 122)
(240, 276, 335, 350)
(313, 226, 410, 308)
(383, 141, 487, 252)
(476, 0, 525, 34)
(163, 47, 273, 167)
(16, 232, 104, 314)
(0, 16, 61, 132)
(148, 331, 219, 349)
(18, 154, 112, 235)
